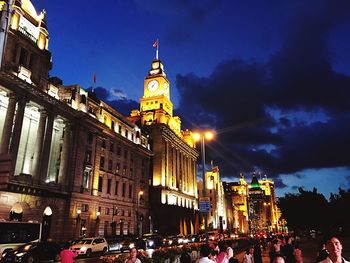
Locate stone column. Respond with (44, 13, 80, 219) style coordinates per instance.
(9, 97, 27, 174)
(0, 93, 16, 154)
(58, 122, 71, 185)
(31, 109, 47, 181)
(39, 112, 54, 183)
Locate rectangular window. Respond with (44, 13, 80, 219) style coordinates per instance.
(88, 132, 93, 143)
(107, 178, 112, 194)
(98, 176, 103, 192)
(110, 142, 114, 152)
(111, 121, 115, 131)
(116, 163, 120, 174)
(105, 207, 110, 215)
(85, 150, 92, 165)
(119, 125, 122, 134)
(125, 130, 128, 138)
(122, 165, 126, 176)
(129, 185, 132, 198)
(82, 169, 90, 189)
(115, 181, 119, 196)
(100, 156, 105, 170)
(122, 183, 126, 197)
(101, 139, 106, 148)
(117, 146, 121, 156)
(108, 160, 113, 172)
(124, 149, 128, 159)
(82, 204, 89, 212)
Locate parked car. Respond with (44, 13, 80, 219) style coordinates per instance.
(1, 241, 61, 263)
(107, 235, 145, 253)
(70, 237, 108, 257)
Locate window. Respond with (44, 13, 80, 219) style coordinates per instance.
(85, 150, 92, 165)
(130, 168, 133, 177)
(116, 163, 120, 174)
(107, 178, 112, 194)
(111, 121, 115, 131)
(110, 142, 114, 152)
(98, 176, 103, 192)
(101, 139, 106, 148)
(105, 207, 110, 215)
(125, 130, 128, 138)
(122, 183, 126, 197)
(100, 156, 105, 170)
(88, 132, 93, 143)
(115, 181, 119, 195)
(131, 134, 134, 141)
(122, 165, 126, 176)
(82, 169, 90, 189)
(119, 125, 122, 134)
(124, 149, 128, 159)
(117, 146, 121, 155)
(82, 204, 89, 212)
(108, 160, 113, 172)
(19, 47, 28, 66)
(129, 185, 132, 198)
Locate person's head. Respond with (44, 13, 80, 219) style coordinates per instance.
(209, 248, 217, 260)
(200, 244, 211, 257)
(180, 252, 191, 263)
(273, 254, 286, 263)
(129, 247, 138, 259)
(218, 242, 228, 253)
(323, 235, 343, 259)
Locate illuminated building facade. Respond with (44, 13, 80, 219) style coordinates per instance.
(128, 57, 199, 235)
(248, 174, 279, 233)
(223, 175, 249, 234)
(223, 173, 280, 234)
(0, 0, 151, 241)
(198, 166, 227, 231)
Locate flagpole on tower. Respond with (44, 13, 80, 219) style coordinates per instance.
(92, 73, 96, 93)
(153, 39, 159, 59)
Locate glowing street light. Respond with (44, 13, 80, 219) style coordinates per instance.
(193, 130, 215, 243)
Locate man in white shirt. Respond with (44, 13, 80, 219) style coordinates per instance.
(319, 234, 349, 263)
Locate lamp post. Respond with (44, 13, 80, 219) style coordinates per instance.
(194, 131, 214, 244)
(137, 190, 144, 237)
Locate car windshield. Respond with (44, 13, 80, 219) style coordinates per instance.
(76, 239, 93, 244)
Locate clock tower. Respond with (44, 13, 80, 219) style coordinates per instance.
(141, 59, 172, 115)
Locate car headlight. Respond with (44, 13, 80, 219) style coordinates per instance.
(80, 246, 87, 252)
(16, 252, 26, 257)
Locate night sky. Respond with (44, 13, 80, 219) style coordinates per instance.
(31, 0, 350, 198)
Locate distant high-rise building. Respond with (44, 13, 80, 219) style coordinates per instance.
(128, 57, 199, 235)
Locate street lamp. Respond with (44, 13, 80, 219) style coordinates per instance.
(193, 131, 215, 244)
(137, 190, 144, 237)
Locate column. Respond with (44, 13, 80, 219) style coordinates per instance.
(58, 122, 71, 185)
(9, 97, 27, 173)
(39, 112, 54, 183)
(31, 109, 47, 181)
(0, 93, 16, 154)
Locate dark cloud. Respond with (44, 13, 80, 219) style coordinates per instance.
(174, 0, 350, 190)
(88, 86, 139, 116)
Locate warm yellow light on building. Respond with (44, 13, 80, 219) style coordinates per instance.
(0, 1, 5, 11)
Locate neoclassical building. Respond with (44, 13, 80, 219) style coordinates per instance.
(128, 55, 200, 235)
(0, 0, 151, 241)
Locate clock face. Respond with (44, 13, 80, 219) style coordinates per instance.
(147, 80, 159, 92)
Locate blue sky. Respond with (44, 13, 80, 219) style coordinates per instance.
(31, 0, 350, 198)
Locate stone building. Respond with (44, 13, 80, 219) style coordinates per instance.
(128, 55, 199, 235)
(198, 165, 227, 231)
(0, 0, 151, 241)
